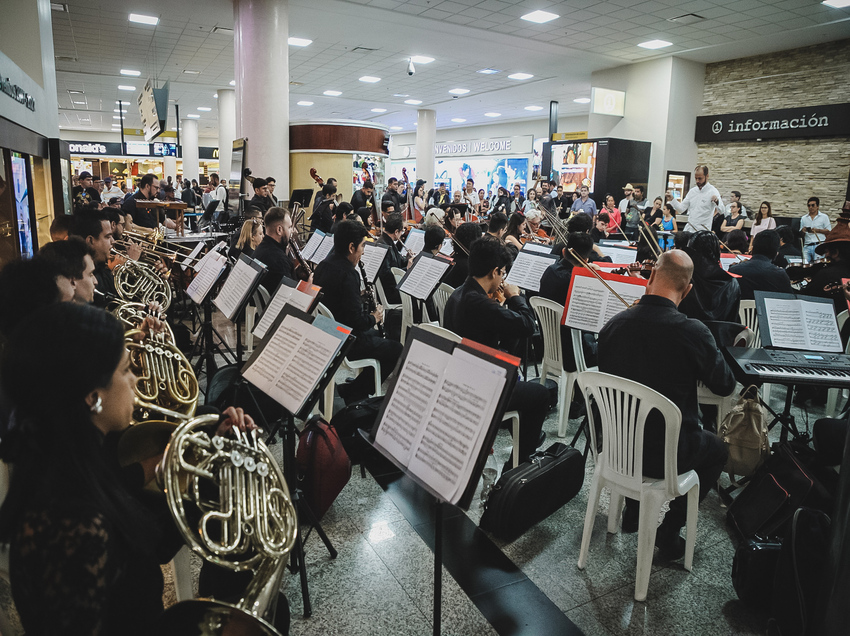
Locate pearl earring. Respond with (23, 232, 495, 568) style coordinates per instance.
(90, 396, 103, 414)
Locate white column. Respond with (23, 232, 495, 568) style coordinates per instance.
(180, 118, 200, 184)
(415, 109, 436, 190)
(234, 0, 289, 193)
(217, 88, 236, 183)
(163, 156, 177, 184)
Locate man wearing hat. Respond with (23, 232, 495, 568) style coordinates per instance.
(619, 183, 638, 219)
(805, 207, 850, 315)
(102, 176, 122, 202)
(71, 172, 102, 212)
(246, 178, 273, 216)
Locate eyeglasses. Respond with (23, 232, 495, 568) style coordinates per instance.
(808, 203, 818, 207)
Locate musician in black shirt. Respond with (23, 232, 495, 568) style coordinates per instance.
(598, 250, 733, 559)
(443, 222, 482, 289)
(678, 230, 740, 323)
(252, 207, 296, 291)
(728, 230, 793, 300)
(806, 208, 850, 315)
(350, 181, 376, 227)
(310, 184, 337, 234)
(122, 174, 176, 230)
(376, 214, 408, 305)
(313, 221, 403, 404)
(444, 236, 548, 471)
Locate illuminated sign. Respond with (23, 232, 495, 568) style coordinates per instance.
(591, 87, 625, 117)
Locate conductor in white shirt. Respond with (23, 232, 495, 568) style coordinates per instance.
(669, 165, 723, 233)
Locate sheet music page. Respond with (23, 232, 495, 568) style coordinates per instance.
(213, 258, 261, 321)
(406, 348, 506, 504)
(187, 252, 227, 304)
(720, 254, 749, 271)
(192, 241, 227, 272)
(312, 235, 335, 264)
(802, 300, 842, 352)
(439, 237, 453, 256)
(563, 270, 646, 333)
(764, 297, 842, 352)
(398, 256, 450, 300)
(243, 314, 343, 414)
(288, 287, 317, 312)
(404, 229, 425, 255)
(361, 243, 388, 283)
(375, 339, 452, 465)
(252, 286, 295, 339)
(301, 230, 325, 262)
(522, 242, 551, 254)
(504, 252, 554, 292)
(595, 245, 638, 264)
(180, 241, 205, 271)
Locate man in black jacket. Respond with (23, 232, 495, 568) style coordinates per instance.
(381, 178, 406, 216)
(442, 222, 482, 289)
(598, 250, 733, 559)
(376, 214, 408, 305)
(444, 235, 548, 470)
(123, 173, 176, 230)
(252, 207, 295, 291)
(313, 220, 403, 403)
(728, 230, 793, 300)
(310, 183, 337, 234)
(246, 178, 273, 217)
(350, 181, 376, 227)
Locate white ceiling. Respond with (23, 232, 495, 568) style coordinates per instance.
(52, 0, 850, 138)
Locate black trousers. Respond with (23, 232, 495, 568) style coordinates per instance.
(345, 330, 403, 397)
(503, 380, 550, 470)
(814, 417, 849, 466)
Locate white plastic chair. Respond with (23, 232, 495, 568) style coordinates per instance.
(431, 283, 455, 326)
(374, 276, 401, 312)
(577, 370, 699, 602)
(243, 285, 271, 356)
(738, 299, 772, 400)
(530, 297, 574, 438)
(698, 327, 753, 431)
(316, 302, 382, 420)
(417, 323, 521, 467)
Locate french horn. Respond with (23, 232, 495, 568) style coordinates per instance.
(126, 328, 198, 419)
(114, 258, 173, 310)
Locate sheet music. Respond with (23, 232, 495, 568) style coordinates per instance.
(504, 251, 556, 292)
(522, 242, 552, 254)
(595, 245, 638, 264)
(312, 235, 335, 264)
(563, 270, 647, 333)
(187, 252, 227, 304)
(253, 282, 319, 340)
(180, 241, 205, 271)
(398, 256, 450, 300)
(242, 313, 344, 414)
(375, 340, 506, 504)
(361, 243, 388, 283)
(720, 254, 749, 271)
(439, 237, 453, 256)
(213, 257, 262, 321)
(301, 230, 325, 262)
(192, 241, 227, 272)
(404, 228, 425, 255)
(762, 297, 842, 353)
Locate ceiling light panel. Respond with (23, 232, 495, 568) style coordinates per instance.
(297, 101, 313, 106)
(508, 73, 533, 80)
(359, 76, 381, 83)
(120, 69, 140, 76)
(410, 56, 434, 64)
(288, 37, 312, 47)
(404, 99, 422, 105)
(128, 13, 158, 26)
(323, 90, 342, 96)
(118, 85, 136, 91)
(638, 39, 673, 49)
(449, 88, 470, 95)
(521, 10, 559, 24)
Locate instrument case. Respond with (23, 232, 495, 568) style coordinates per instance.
(732, 537, 783, 608)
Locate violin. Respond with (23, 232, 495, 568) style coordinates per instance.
(823, 280, 850, 295)
(786, 259, 829, 283)
(611, 259, 656, 277)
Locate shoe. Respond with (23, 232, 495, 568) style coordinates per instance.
(621, 501, 639, 534)
(655, 521, 686, 561)
(336, 380, 365, 406)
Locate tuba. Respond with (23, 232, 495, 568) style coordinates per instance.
(126, 328, 198, 419)
(154, 411, 298, 635)
(114, 258, 173, 310)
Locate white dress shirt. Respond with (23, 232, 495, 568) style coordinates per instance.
(670, 180, 722, 232)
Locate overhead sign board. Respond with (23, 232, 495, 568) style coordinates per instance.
(695, 103, 850, 142)
(591, 87, 625, 117)
(390, 135, 534, 160)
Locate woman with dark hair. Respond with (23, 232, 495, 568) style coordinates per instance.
(749, 201, 776, 251)
(330, 201, 355, 234)
(444, 207, 462, 236)
(0, 303, 254, 635)
(444, 222, 483, 289)
(490, 187, 511, 215)
(678, 230, 741, 323)
(726, 229, 748, 254)
(504, 212, 527, 255)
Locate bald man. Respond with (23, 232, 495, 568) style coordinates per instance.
(597, 250, 734, 560)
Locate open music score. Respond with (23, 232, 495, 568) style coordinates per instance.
(300, 230, 326, 262)
(253, 277, 321, 340)
(595, 242, 638, 264)
(504, 250, 559, 292)
(562, 268, 647, 333)
(192, 240, 228, 272)
(242, 308, 352, 417)
(213, 254, 267, 322)
(721, 253, 750, 271)
(187, 250, 228, 304)
(398, 252, 451, 301)
(180, 241, 205, 271)
(439, 237, 453, 257)
(360, 242, 389, 284)
(755, 291, 843, 353)
(404, 228, 426, 256)
(370, 327, 518, 507)
(521, 242, 552, 255)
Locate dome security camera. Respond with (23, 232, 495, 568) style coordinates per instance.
(407, 59, 415, 76)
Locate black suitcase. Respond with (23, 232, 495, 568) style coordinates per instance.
(732, 537, 783, 608)
(479, 442, 585, 541)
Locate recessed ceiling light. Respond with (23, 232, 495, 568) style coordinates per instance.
(477, 68, 501, 74)
(51, 3, 68, 12)
(113, 109, 127, 113)
(448, 88, 470, 95)
(404, 99, 422, 105)
(451, 118, 466, 123)
(393, 93, 409, 98)
(120, 69, 140, 76)
(288, 37, 312, 47)
(410, 56, 434, 64)
(69, 90, 83, 94)
(112, 116, 122, 119)
(323, 90, 342, 96)
(638, 39, 673, 49)
(229, 80, 236, 86)
(128, 13, 158, 26)
(371, 108, 387, 113)
(213, 93, 218, 98)
(359, 76, 381, 83)
(484, 112, 501, 117)
(187, 114, 200, 118)
(508, 73, 533, 80)
(390, 126, 403, 130)
(73, 101, 85, 105)
(823, 0, 850, 6)
(118, 85, 136, 91)
(521, 10, 559, 24)
(183, 70, 201, 75)
(197, 107, 211, 111)
(574, 97, 591, 104)
(525, 105, 544, 111)
(297, 101, 313, 106)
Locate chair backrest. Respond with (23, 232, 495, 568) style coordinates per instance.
(578, 370, 683, 496)
(251, 284, 271, 318)
(570, 328, 593, 372)
(530, 296, 565, 369)
(432, 283, 455, 326)
(399, 290, 415, 343)
(418, 323, 462, 343)
(838, 310, 849, 334)
(738, 299, 760, 346)
(734, 327, 755, 348)
(315, 302, 333, 320)
(391, 267, 405, 283)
